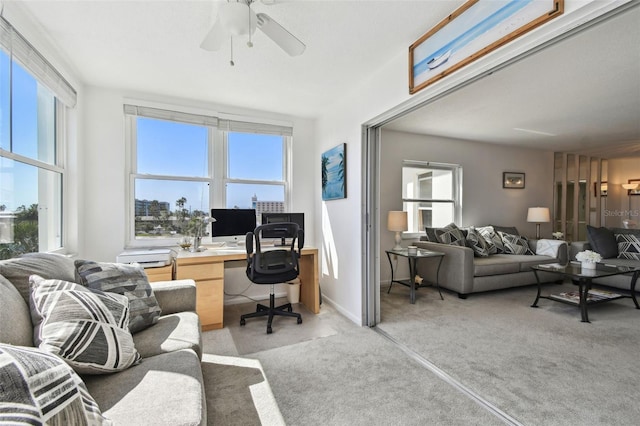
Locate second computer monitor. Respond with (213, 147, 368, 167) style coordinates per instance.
(261, 212, 304, 244)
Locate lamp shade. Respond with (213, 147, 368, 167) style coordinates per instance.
(387, 211, 408, 232)
(622, 183, 639, 190)
(527, 207, 550, 223)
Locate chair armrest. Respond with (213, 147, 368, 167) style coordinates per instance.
(529, 239, 569, 264)
(414, 241, 475, 295)
(150, 279, 196, 315)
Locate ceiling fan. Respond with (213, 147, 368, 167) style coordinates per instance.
(200, 0, 305, 65)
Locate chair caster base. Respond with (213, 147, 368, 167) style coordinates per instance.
(297, 317, 302, 324)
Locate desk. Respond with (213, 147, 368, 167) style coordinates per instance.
(175, 247, 319, 331)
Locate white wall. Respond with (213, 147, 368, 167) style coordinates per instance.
(379, 130, 554, 281)
(314, 0, 626, 325)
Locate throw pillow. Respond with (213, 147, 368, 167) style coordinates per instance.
(435, 223, 466, 246)
(424, 227, 441, 242)
(498, 231, 534, 255)
(616, 233, 640, 260)
(476, 226, 500, 254)
(491, 225, 520, 236)
(586, 225, 618, 258)
(29, 275, 141, 375)
(0, 343, 111, 425)
(465, 227, 491, 257)
(75, 260, 162, 333)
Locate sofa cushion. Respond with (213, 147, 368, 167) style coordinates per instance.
(133, 311, 202, 360)
(616, 233, 640, 260)
(0, 253, 77, 305)
(586, 225, 618, 258)
(0, 343, 110, 425)
(82, 349, 204, 426)
(465, 227, 491, 257)
(476, 226, 501, 254)
(473, 255, 521, 276)
(0, 274, 33, 347)
(75, 260, 162, 333)
(498, 232, 534, 255)
(435, 223, 466, 246)
(29, 275, 141, 375)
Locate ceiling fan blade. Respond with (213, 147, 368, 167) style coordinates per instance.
(200, 19, 225, 51)
(256, 13, 305, 56)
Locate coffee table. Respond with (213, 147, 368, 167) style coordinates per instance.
(531, 262, 640, 322)
(385, 248, 445, 304)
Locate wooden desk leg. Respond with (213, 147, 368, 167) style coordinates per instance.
(298, 252, 319, 314)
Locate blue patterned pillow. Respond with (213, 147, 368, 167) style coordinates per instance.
(0, 343, 110, 425)
(29, 275, 141, 375)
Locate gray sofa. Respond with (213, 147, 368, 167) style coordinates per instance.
(0, 253, 205, 425)
(569, 226, 640, 291)
(415, 233, 568, 299)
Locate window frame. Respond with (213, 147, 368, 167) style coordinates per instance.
(124, 105, 292, 248)
(401, 160, 462, 239)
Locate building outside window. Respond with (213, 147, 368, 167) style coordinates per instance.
(402, 160, 462, 236)
(0, 18, 75, 260)
(125, 105, 292, 246)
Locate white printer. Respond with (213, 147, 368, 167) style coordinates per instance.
(116, 249, 174, 268)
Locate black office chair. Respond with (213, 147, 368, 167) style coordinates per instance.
(240, 222, 304, 334)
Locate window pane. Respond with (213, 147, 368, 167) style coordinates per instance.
(403, 166, 453, 200)
(0, 158, 62, 259)
(134, 178, 209, 239)
(137, 117, 208, 177)
(226, 183, 284, 211)
(11, 62, 56, 164)
(0, 50, 9, 152)
(404, 201, 454, 232)
(228, 132, 283, 181)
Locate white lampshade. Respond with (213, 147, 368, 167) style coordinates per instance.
(527, 207, 550, 223)
(387, 211, 408, 231)
(622, 183, 639, 190)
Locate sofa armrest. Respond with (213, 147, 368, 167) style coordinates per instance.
(151, 279, 196, 315)
(570, 241, 592, 261)
(414, 241, 475, 295)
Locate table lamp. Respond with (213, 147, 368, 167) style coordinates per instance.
(387, 211, 407, 250)
(527, 207, 550, 239)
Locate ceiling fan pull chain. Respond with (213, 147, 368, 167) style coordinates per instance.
(230, 36, 235, 66)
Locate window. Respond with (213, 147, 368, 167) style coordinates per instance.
(402, 160, 462, 236)
(0, 18, 75, 260)
(125, 105, 291, 245)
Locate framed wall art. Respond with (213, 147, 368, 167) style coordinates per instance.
(321, 143, 347, 201)
(503, 172, 525, 189)
(593, 181, 608, 197)
(409, 0, 564, 94)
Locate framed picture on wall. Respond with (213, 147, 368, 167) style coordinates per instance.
(594, 181, 608, 197)
(503, 172, 525, 189)
(321, 143, 347, 201)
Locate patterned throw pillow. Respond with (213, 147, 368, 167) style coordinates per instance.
(616, 234, 640, 260)
(29, 275, 141, 375)
(498, 231, 534, 255)
(465, 227, 491, 257)
(476, 226, 500, 254)
(0, 343, 111, 425)
(75, 260, 162, 333)
(435, 223, 466, 246)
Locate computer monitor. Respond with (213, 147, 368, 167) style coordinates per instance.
(210, 208, 257, 245)
(261, 212, 304, 245)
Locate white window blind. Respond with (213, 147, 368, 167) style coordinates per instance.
(0, 17, 77, 107)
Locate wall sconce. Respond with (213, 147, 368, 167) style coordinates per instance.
(387, 211, 407, 250)
(527, 207, 550, 239)
(621, 183, 639, 228)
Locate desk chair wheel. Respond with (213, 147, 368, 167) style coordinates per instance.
(297, 317, 302, 324)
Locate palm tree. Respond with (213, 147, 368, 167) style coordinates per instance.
(321, 155, 329, 190)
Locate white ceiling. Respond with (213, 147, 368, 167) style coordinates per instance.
(9, 0, 640, 158)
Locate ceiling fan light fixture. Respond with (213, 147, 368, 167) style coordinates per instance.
(219, 2, 257, 36)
